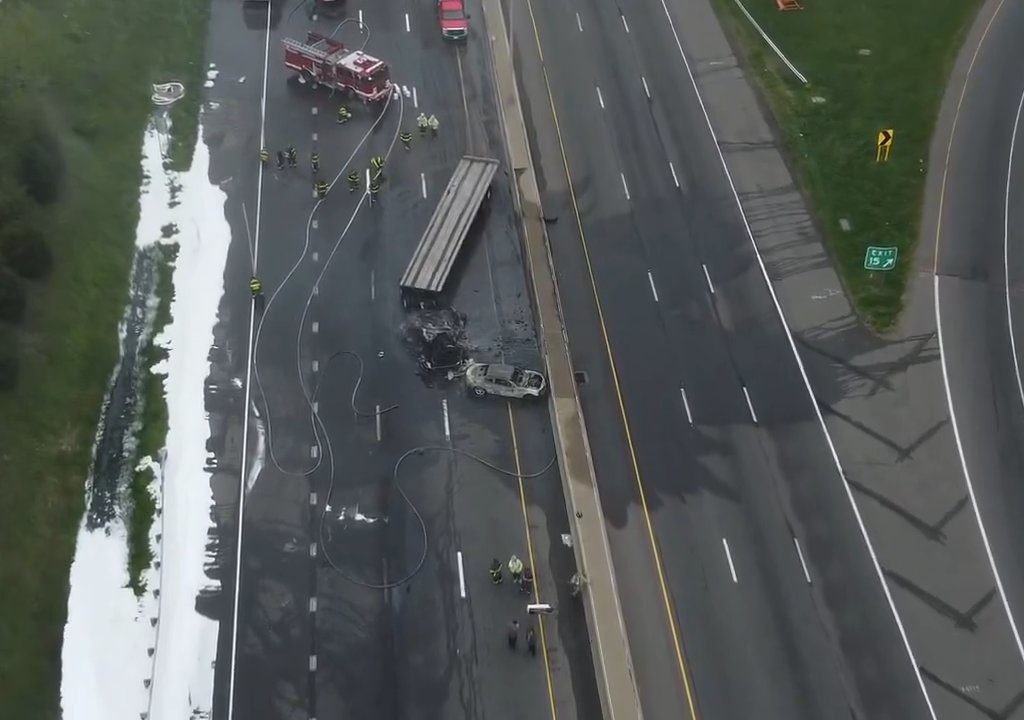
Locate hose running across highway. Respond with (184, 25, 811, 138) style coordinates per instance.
(248, 77, 555, 591)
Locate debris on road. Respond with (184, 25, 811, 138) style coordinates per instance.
(402, 307, 469, 378)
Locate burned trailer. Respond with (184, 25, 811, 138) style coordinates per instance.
(283, 31, 393, 103)
(400, 156, 500, 308)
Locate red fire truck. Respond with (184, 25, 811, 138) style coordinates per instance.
(283, 31, 393, 103)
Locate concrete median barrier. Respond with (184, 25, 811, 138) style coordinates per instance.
(479, 1, 644, 717)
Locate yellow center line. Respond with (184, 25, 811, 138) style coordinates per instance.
(518, 0, 699, 716)
(507, 401, 559, 720)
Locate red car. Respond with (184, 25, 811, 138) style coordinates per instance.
(438, 0, 469, 40)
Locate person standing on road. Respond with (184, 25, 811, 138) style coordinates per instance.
(369, 176, 381, 204)
(348, 170, 361, 192)
(370, 154, 385, 181)
(428, 114, 439, 136)
(526, 626, 537, 657)
(489, 558, 503, 585)
(276, 150, 286, 170)
(311, 151, 320, 174)
(315, 179, 329, 199)
(508, 554, 524, 585)
(287, 146, 298, 168)
(337, 105, 352, 124)
(260, 148, 269, 165)
(400, 131, 413, 150)
(249, 276, 263, 296)
(417, 112, 429, 135)
(507, 619, 519, 650)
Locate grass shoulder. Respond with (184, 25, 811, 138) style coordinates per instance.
(709, 0, 983, 330)
(0, 0, 209, 715)
(127, 242, 177, 596)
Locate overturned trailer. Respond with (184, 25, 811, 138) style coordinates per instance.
(400, 156, 500, 307)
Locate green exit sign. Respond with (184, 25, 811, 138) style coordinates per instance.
(864, 246, 898, 271)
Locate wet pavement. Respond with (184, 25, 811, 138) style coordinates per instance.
(200, 1, 600, 718)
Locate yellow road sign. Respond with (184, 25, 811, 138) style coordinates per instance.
(876, 128, 894, 162)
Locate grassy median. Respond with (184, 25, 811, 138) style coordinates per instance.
(0, 0, 209, 716)
(711, 0, 983, 330)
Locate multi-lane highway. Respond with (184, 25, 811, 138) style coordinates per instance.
(203, 1, 600, 718)
(503, 0, 931, 717)
(196, 0, 1024, 717)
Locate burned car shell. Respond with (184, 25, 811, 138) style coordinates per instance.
(465, 362, 546, 399)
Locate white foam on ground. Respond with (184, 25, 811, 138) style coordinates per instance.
(61, 120, 231, 720)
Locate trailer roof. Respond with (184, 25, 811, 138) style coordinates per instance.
(400, 156, 500, 295)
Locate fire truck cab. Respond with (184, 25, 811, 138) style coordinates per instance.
(283, 31, 393, 103)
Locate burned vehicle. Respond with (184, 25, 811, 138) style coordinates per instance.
(465, 362, 546, 399)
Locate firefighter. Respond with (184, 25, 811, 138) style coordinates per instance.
(259, 148, 270, 164)
(400, 131, 413, 150)
(417, 112, 429, 135)
(316, 179, 329, 198)
(337, 105, 352, 124)
(369, 175, 381, 203)
(526, 626, 537, 657)
(311, 152, 320, 174)
(348, 170, 361, 192)
(507, 620, 519, 651)
(287, 146, 298, 168)
(428, 114, 439, 136)
(489, 558, 503, 585)
(519, 566, 534, 596)
(249, 276, 263, 296)
(508, 554, 524, 585)
(276, 150, 286, 170)
(370, 154, 385, 180)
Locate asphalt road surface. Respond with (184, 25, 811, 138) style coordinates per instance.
(503, 0, 933, 717)
(202, 1, 601, 718)
(929, 0, 1024, 714)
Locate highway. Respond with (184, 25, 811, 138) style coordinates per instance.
(203, 0, 600, 718)
(928, 0, 1024, 715)
(502, 0, 932, 717)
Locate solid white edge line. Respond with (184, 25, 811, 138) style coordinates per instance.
(679, 387, 693, 425)
(1004, 89, 1024, 437)
(793, 537, 811, 584)
(620, 172, 630, 200)
(656, 0, 937, 712)
(457, 550, 467, 598)
(641, 76, 651, 99)
(421, 172, 427, 198)
(442, 398, 451, 441)
(227, 4, 272, 719)
(937, 276, 1024, 661)
(722, 538, 738, 583)
(576, 12, 583, 32)
(741, 386, 757, 424)
(596, 86, 605, 109)
(621, 14, 630, 33)
(669, 161, 680, 188)
(701, 263, 715, 295)
(647, 270, 659, 302)
(405, 12, 410, 32)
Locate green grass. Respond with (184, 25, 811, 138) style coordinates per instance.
(0, 0, 209, 716)
(711, 0, 984, 330)
(127, 243, 177, 596)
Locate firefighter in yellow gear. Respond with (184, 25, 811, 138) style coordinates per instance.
(337, 106, 352, 124)
(348, 170, 361, 192)
(259, 148, 269, 164)
(316, 180, 329, 198)
(400, 131, 413, 150)
(249, 276, 263, 296)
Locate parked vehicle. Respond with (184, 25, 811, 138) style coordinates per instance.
(283, 31, 393, 102)
(438, 0, 469, 40)
(465, 363, 546, 399)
